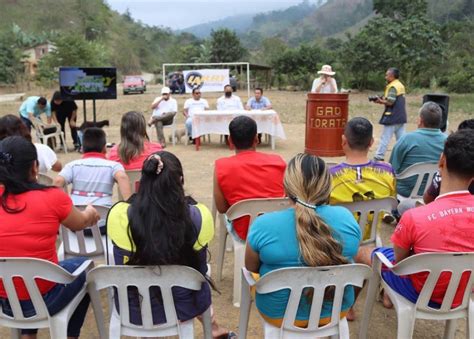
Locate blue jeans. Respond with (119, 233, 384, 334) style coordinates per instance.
(185, 117, 193, 137)
(0, 257, 90, 337)
(375, 124, 405, 160)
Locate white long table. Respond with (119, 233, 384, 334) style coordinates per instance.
(191, 109, 286, 150)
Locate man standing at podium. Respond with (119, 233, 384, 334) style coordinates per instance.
(373, 67, 407, 161)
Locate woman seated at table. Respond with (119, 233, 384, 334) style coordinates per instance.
(245, 153, 361, 327)
(107, 151, 235, 338)
(0, 136, 100, 339)
(108, 111, 162, 170)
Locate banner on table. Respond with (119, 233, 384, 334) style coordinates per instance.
(183, 69, 229, 93)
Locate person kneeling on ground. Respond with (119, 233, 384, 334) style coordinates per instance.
(354, 130, 474, 314)
(107, 151, 236, 338)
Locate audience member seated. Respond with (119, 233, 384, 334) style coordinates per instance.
(245, 153, 361, 327)
(356, 129, 474, 311)
(216, 84, 243, 111)
(214, 116, 286, 241)
(0, 114, 62, 173)
(0, 136, 100, 339)
(330, 117, 396, 234)
(107, 151, 235, 338)
(183, 87, 209, 143)
(389, 102, 447, 210)
(108, 111, 162, 170)
(424, 118, 474, 204)
(53, 127, 131, 206)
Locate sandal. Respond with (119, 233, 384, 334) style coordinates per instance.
(215, 331, 237, 339)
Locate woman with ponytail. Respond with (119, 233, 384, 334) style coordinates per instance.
(0, 136, 100, 339)
(245, 153, 361, 327)
(107, 151, 235, 338)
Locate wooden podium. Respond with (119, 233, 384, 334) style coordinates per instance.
(305, 93, 349, 157)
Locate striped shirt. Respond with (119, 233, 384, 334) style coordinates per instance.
(59, 152, 124, 207)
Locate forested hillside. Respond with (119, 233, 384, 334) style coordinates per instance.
(0, 0, 472, 92)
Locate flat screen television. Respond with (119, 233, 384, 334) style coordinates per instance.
(59, 67, 117, 100)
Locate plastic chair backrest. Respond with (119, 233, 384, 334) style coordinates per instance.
(0, 258, 78, 322)
(378, 252, 474, 313)
(249, 264, 371, 335)
(38, 173, 53, 186)
(87, 265, 207, 331)
(337, 197, 398, 246)
(60, 205, 110, 258)
(396, 162, 438, 199)
(225, 197, 291, 225)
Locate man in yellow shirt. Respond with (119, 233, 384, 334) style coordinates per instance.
(372, 67, 407, 161)
(330, 117, 397, 238)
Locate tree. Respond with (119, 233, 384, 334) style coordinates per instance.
(342, 0, 445, 89)
(37, 34, 109, 83)
(209, 28, 247, 63)
(373, 0, 428, 20)
(0, 34, 24, 84)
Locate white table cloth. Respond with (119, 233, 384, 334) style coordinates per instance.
(191, 109, 286, 150)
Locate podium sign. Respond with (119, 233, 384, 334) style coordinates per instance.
(305, 93, 349, 157)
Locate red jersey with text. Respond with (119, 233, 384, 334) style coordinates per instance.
(391, 191, 474, 306)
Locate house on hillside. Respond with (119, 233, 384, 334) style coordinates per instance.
(22, 41, 55, 76)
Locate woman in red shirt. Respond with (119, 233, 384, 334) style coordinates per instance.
(0, 136, 100, 339)
(108, 111, 162, 170)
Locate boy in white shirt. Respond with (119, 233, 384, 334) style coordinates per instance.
(183, 87, 209, 142)
(148, 86, 177, 147)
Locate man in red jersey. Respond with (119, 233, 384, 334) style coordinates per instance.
(214, 116, 286, 241)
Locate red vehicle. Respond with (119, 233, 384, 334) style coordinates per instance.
(123, 75, 146, 95)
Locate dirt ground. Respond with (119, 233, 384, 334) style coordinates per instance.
(0, 85, 470, 338)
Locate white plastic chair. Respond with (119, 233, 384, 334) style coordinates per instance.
(0, 257, 101, 339)
(396, 162, 438, 201)
(360, 252, 474, 339)
(87, 265, 212, 338)
(216, 197, 291, 307)
(32, 117, 67, 153)
(57, 205, 110, 262)
(239, 265, 372, 339)
(163, 115, 177, 146)
(336, 197, 398, 247)
(37, 173, 53, 185)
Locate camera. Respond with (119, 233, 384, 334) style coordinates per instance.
(368, 95, 380, 102)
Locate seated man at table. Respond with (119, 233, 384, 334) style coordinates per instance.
(245, 88, 272, 110)
(214, 116, 286, 241)
(246, 88, 272, 144)
(355, 129, 474, 312)
(217, 84, 243, 111)
(183, 87, 209, 143)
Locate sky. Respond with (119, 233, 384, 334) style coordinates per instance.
(106, 0, 308, 30)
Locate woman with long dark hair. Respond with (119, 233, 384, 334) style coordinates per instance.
(108, 111, 162, 170)
(107, 151, 234, 338)
(0, 114, 62, 173)
(245, 153, 361, 327)
(0, 136, 100, 339)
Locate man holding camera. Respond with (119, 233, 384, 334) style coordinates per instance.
(372, 67, 407, 161)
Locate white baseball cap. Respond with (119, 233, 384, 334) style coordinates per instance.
(161, 87, 171, 94)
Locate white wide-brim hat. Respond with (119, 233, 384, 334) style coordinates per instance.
(161, 86, 171, 94)
(317, 65, 336, 76)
